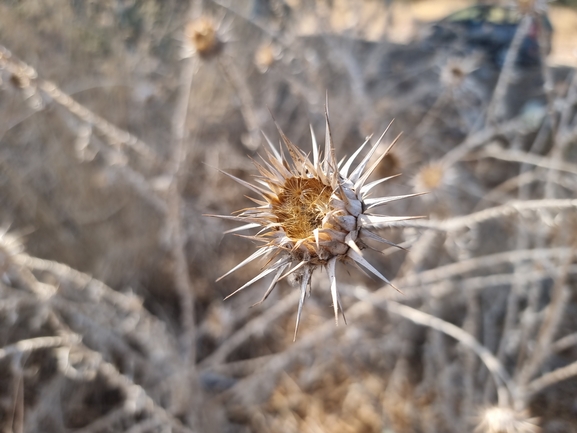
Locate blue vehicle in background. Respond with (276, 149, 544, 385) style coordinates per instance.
(425, 5, 553, 67)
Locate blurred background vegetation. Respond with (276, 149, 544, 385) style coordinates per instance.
(1, 0, 577, 432)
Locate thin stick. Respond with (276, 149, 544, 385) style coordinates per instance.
(168, 8, 199, 365)
(0, 45, 159, 162)
(384, 199, 577, 232)
(517, 244, 575, 386)
(526, 360, 577, 399)
(485, 15, 532, 124)
(0, 335, 80, 361)
(199, 290, 300, 367)
(351, 287, 514, 407)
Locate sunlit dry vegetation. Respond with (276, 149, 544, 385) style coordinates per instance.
(0, 0, 577, 432)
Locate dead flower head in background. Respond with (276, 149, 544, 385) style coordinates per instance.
(475, 406, 540, 433)
(212, 108, 421, 339)
(184, 17, 222, 60)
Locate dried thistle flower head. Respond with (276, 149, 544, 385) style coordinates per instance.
(440, 56, 479, 91)
(475, 406, 540, 433)
(255, 42, 281, 73)
(185, 17, 222, 59)
(211, 109, 421, 339)
(412, 161, 449, 194)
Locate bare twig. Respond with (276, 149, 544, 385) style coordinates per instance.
(0, 335, 80, 361)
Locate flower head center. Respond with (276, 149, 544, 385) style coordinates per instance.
(186, 18, 221, 59)
(273, 177, 332, 241)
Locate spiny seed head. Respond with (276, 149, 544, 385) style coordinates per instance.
(440, 56, 478, 90)
(414, 162, 446, 192)
(210, 108, 421, 339)
(185, 17, 222, 59)
(255, 43, 280, 73)
(475, 407, 540, 433)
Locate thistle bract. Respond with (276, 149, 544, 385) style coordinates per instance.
(213, 110, 420, 339)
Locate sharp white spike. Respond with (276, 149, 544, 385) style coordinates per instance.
(262, 131, 282, 161)
(327, 257, 339, 325)
(278, 260, 308, 282)
(224, 223, 261, 234)
(217, 247, 269, 282)
(323, 101, 336, 172)
(346, 247, 394, 287)
(340, 135, 372, 178)
(359, 228, 407, 250)
(364, 192, 426, 210)
(293, 266, 311, 341)
(337, 292, 347, 325)
(313, 228, 321, 250)
(224, 265, 280, 300)
(358, 214, 422, 228)
(360, 174, 402, 195)
(252, 264, 289, 306)
(220, 170, 272, 198)
(349, 121, 393, 184)
(354, 133, 402, 190)
(310, 124, 319, 168)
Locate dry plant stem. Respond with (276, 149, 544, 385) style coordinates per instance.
(516, 244, 575, 388)
(351, 287, 514, 406)
(0, 335, 80, 361)
(168, 7, 199, 366)
(486, 223, 531, 402)
(124, 418, 164, 433)
(9, 366, 23, 433)
(398, 247, 572, 290)
(48, 313, 196, 433)
(72, 407, 127, 433)
(474, 171, 542, 208)
(479, 148, 577, 177)
(397, 227, 440, 277)
(40, 81, 158, 161)
(0, 49, 167, 217)
(387, 199, 577, 232)
(462, 282, 481, 419)
(218, 54, 261, 150)
(0, 159, 63, 228)
(537, 10, 556, 120)
(440, 118, 526, 167)
(526, 359, 577, 399)
(410, 90, 451, 141)
(13, 254, 145, 313)
(427, 298, 456, 428)
(224, 259, 571, 408)
(199, 290, 300, 367)
(450, 267, 577, 296)
(313, 5, 369, 118)
(0, 45, 158, 162)
(545, 71, 577, 198)
(96, 357, 196, 433)
(485, 15, 532, 124)
(552, 332, 577, 353)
